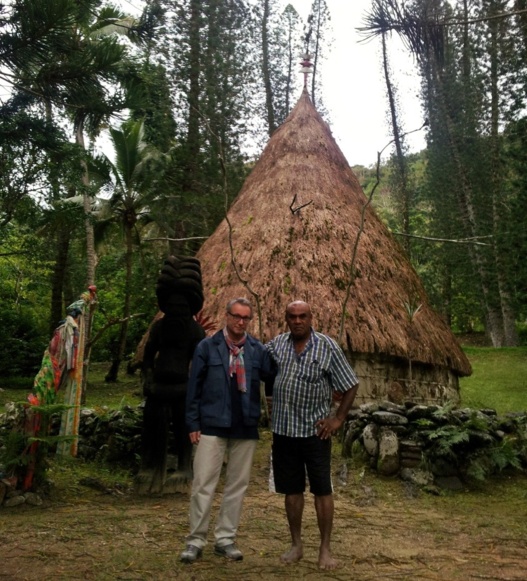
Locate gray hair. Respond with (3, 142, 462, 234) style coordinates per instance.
(226, 297, 253, 314)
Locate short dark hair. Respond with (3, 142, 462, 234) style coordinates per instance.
(226, 297, 253, 315)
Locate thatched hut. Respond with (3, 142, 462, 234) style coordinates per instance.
(196, 89, 471, 405)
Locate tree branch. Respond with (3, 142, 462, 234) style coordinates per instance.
(391, 232, 492, 246)
(143, 236, 208, 242)
(445, 8, 527, 27)
(338, 120, 428, 344)
(87, 313, 145, 349)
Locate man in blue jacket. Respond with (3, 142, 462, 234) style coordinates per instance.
(180, 297, 274, 564)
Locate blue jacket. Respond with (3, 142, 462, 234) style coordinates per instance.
(186, 330, 274, 433)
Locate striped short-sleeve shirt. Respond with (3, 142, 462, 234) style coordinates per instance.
(267, 330, 359, 438)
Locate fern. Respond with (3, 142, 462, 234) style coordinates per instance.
(464, 413, 492, 432)
(423, 424, 470, 464)
(0, 431, 28, 469)
(491, 439, 522, 472)
(432, 400, 456, 419)
(465, 458, 488, 481)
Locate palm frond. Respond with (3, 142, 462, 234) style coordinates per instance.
(357, 0, 447, 64)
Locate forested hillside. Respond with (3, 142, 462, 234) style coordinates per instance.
(1, 0, 525, 381)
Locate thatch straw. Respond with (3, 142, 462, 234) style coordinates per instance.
(196, 90, 471, 376)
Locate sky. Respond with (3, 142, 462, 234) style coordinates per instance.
(117, 0, 427, 167)
(285, 0, 426, 166)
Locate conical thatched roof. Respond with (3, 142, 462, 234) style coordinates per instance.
(196, 90, 471, 377)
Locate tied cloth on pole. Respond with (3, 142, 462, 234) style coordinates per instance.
(56, 286, 97, 457)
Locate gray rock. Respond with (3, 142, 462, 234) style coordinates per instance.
(362, 423, 379, 457)
(347, 408, 364, 420)
(377, 429, 399, 476)
(379, 401, 406, 414)
(372, 411, 408, 426)
(400, 467, 434, 487)
(400, 457, 422, 468)
(4, 495, 26, 507)
(406, 405, 440, 421)
(24, 492, 43, 506)
(400, 439, 422, 451)
(400, 450, 422, 460)
(360, 402, 380, 414)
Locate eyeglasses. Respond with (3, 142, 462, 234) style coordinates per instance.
(227, 312, 252, 323)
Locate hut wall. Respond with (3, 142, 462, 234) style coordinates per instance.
(348, 353, 460, 406)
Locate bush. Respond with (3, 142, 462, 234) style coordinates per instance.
(517, 322, 527, 346)
(0, 307, 46, 377)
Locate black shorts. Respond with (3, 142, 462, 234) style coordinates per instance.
(272, 433, 333, 496)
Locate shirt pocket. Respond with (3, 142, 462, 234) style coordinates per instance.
(300, 360, 325, 384)
(209, 354, 224, 368)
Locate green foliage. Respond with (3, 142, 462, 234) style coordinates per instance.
(89, 250, 158, 363)
(0, 306, 46, 377)
(0, 401, 74, 490)
(464, 438, 523, 482)
(413, 418, 434, 428)
(1, 430, 27, 471)
(425, 424, 470, 459)
(420, 411, 525, 483)
(0, 222, 55, 376)
(360, 0, 527, 342)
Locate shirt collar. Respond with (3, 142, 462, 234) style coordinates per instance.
(287, 328, 315, 351)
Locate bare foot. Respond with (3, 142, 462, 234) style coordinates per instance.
(318, 548, 338, 570)
(280, 545, 303, 563)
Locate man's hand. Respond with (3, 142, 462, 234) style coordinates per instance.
(315, 417, 343, 439)
(189, 431, 201, 444)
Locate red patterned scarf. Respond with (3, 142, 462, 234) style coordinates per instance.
(223, 328, 247, 393)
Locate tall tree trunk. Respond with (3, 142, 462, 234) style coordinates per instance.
(172, 0, 202, 254)
(285, 11, 294, 115)
(75, 118, 96, 285)
(417, 0, 504, 346)
(46, 100, 72, 334)
(420, 0, 504, 346)
(75, 114, 97, 398)
(50, 226, 71, 334)
(262, 0, 276, 135)
(488, 2, 519, 346)
(310, 0, 322, 105)
(434, 71, 504, 345)
(381, 30, 410, 255)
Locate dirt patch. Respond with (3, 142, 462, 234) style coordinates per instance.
(1, 432, 526, 581)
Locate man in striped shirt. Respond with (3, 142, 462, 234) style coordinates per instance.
(266, 301, 359, 570)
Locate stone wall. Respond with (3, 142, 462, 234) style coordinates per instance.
(2, 399, 526, 505)
(343, 400, 527, 492)
(0, 403, 143, 507)
(347, 353, 461, 406)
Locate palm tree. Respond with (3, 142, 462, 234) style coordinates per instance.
(43, 2, 150, 377)
(98, 118, 163, 382)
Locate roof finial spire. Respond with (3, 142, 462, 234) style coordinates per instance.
(300, 53, 313, 90)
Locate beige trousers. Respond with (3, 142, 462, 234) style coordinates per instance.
(187, 435, 257, 548)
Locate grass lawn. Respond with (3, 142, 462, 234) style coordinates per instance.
(459, 347, 527, 413)
(0, 362, 143, 411)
